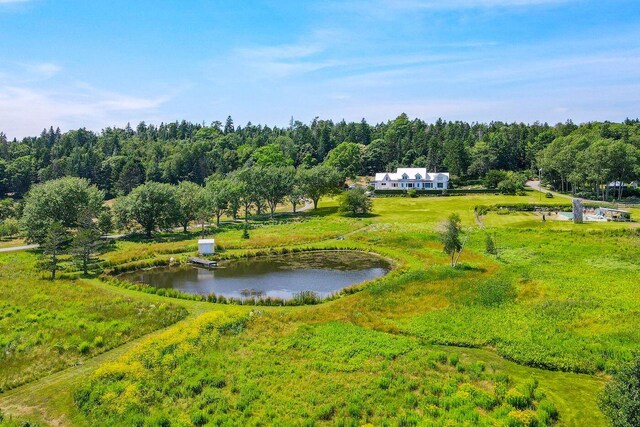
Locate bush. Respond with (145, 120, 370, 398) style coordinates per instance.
(506, 390, 531, 410)
(0, 218, 20, 238)
(78, 341, 91, 355)
(485, 234, 497, 256)
(291, 290, 321, 305)
(339, 187, 372, 215)
(484, 170, 508, 189)
(599, 355, 640, 427)
(407, 189, 417, 198)
(497, 171, 526, 195)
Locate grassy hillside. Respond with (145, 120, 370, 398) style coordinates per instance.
(3, 190, 640, 426)
(0, 252, 188, 393)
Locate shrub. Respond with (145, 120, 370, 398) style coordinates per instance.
(0, 218, 20, 238)
(78, 341, 91, 355)
(339, 187, 372, 215)
(190, 411, 208, 426)
(599, 355, 640, 427)
(407, 189, 417, 198)
(506, 390, 531, 410)
(449, 353, 459, 366)
(315, 403, 336, 421)
(291, 290, 321, 305)
(485, 234, 497, 256)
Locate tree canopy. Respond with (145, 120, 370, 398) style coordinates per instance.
(21, 177, 104, 243)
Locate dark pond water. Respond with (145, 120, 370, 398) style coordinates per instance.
(122, 251, 391, 300)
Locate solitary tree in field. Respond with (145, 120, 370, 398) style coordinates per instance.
(298, 165, 341, 210)
(71, 209, 102, 275)
(339, 187, 372, 216)
(440, 213, 464, 267)
(42, 222, 68, 280)
(599, 355, 640, 427)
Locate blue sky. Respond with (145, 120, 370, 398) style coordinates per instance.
(0, 0, 639, 138)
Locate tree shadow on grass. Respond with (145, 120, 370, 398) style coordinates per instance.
(455, 263, 487, 272)
(339, 212, 380, 219)
(301, 206, 339, 218)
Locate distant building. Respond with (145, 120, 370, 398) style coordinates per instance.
(373, 168, 449, 191)
(607, 181, 638, 190)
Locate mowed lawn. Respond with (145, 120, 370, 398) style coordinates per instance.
(3, 192, 640, 426)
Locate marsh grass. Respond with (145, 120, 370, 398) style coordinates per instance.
(0, 251, 188, 393)
(74, 318, 558, 426)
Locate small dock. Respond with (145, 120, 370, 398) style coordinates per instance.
(188, 257, 218, 268)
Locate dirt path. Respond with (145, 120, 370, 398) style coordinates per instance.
(0, 244, 39, 253)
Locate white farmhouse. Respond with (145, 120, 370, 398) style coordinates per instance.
(373, 168, 449, 191)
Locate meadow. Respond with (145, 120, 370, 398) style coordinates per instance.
(2, 190, 639, 426)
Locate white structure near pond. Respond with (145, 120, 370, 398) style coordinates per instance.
(373, 168, 449, 191)
(198, 239, 216, 255)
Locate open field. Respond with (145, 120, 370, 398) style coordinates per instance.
(0, 252, 188, 393)
(2, 190, 640, 426)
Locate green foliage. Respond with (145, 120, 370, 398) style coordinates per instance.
(440, 213, 462, 267)
(485, 234, 498, 256)
(599, 354, 640, 427)
(71, 211, 103, 275)
(484, 170, 508, 189)
(73, 319, 553, 426)
(113, 181, 180, 237)
(324, 142, 364, 179)
(97, 208, 114, 236)
(339, 187, 372, 216)
(175, 180, 205, 232)
(0, 251, 187, 392)
(497, 171, 527, 195)
(252, 143, 293, 167)
(297, 164, 342, 209)
(40, 222, 69, 280)
(0, 217, 19, 239)
(20, 177, 104, 243)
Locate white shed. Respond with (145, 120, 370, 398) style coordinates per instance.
(198, 239, 216, 255)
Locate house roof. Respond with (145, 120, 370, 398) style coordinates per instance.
(374, 168, 449, 182)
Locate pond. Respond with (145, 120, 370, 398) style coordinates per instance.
(121, 251, 391, 300)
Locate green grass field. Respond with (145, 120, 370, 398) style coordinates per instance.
(2, 190, 639, 426)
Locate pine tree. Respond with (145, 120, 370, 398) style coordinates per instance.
(42, 222, 68, 280)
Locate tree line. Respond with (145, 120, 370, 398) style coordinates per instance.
(537, 122, 640, 200)
(3, 115, 639, 200)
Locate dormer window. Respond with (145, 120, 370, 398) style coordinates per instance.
(415, 174, 422, 180)
(384, 174, 390, 181)
(402, 173, 409, 180)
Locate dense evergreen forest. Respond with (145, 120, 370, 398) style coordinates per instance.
(1, 114, 639, 200)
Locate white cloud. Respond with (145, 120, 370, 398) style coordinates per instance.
(0, 83, 170, 138)
(23, 62, 62, 79)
